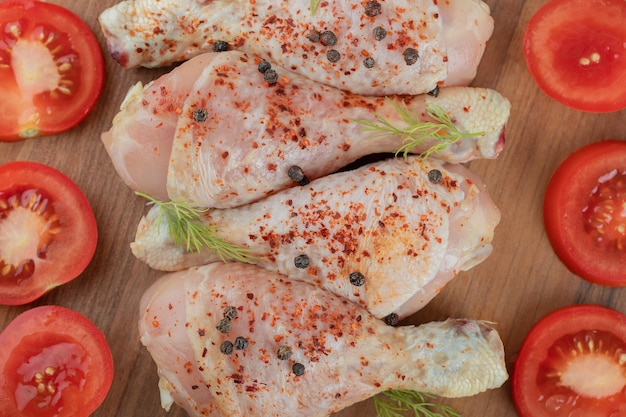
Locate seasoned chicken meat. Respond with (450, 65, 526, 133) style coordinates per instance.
(103, 51, 510, 205)
(139, 262, 508, 417)
(132, 156, 499, 319)
(99, 0, 494, 95)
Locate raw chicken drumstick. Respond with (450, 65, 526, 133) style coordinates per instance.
(139, 262, 508, 417)
(132, 156, 499, 319)
(99, 0, 494, 95)
(103, 51, 510, 205)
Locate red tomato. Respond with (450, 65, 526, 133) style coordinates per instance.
(512, 305, 626, 417)
(0, 0, 105, 140)
(0, 161, 98, 305)
(0, 305, 114, 417)
(544, 140, 626, 286)
(523, 0, 626, 113)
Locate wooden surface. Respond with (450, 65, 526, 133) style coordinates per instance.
(1, 0, 625, 416)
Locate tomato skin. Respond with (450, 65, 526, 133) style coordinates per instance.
(512, 304, 626, 417)
(523, 0, 626, 113)
(0, 305, 114, 417)
(543, 140, 626, 286)
(0, 0, 105, 140)
(0, 161, 98, 305)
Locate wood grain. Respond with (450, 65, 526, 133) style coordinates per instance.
(1, 1, 625, 416)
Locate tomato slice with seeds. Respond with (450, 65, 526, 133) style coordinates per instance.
(543, 140, 626, 286)
(512, 305, 626, 417)
(523, 0, 626, 112)
(0, 0, 105, 140)
(0, 305, 114, 417)
(0, 161, 98, 305)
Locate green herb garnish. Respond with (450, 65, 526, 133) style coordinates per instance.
(355, 98, 485, 161)
(136, 192, 255, 263)
(374, 390, 461, 417)
(310, 0, 321, 15)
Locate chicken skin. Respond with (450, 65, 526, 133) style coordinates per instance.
(139, 262, 508, 417)
(103, 51, 509, 205)
(99, 0, 494, 96)
(132, 156, 499, 319)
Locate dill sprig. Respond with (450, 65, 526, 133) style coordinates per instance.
(355, 99, 485, 161)
(310, 0, 321, 15)
(136, 192, 255, 264)
(374, 390, 461, 417)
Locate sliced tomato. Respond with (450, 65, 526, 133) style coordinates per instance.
(0, 161, 98, 305)
(512, 305, 626, 417)
(0, 0, 105, 140)
(0, 305, 114, 417)
(544, 140, 626, 286)
(523, 0, 626, 113)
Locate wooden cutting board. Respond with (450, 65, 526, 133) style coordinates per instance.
(1, 0, 625, 416)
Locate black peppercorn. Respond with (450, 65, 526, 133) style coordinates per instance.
(349, 272, 365, 286)
(364, 1, 382, 17)
(258, 60, 272, 74)
(234, 336, 249, 350)
(193, 108, 208, 123)
(216, 318, 232, 333)
(320, 31, 337, 46)
(428, 169, 442, 184)
(373, 26, 386, 41)
(220, 340, 234, 354)
(363, 56, 375, 69)
(223, 306, 238, 320)
(427, 85, 440, 97)
(327, 49, 341, 63)
(264, 69, 278, 84)
(277, 345, 293, 360)
(213, 40, 229, 52)
(292, 363, 306, 376)
(384, 313, 399, 326)
(403, 48, 419, 65)
(294, 254, 310, 269)
(288, 165, 310, 185)
(306, 29, 321, 43)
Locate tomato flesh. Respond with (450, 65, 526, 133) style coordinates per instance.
(523, 0, 626, 112)
(0, 161, 98, 305)
(8, 333, 91, 415)
(1, 185, 58, 282)
(0, 0, 105, 140)
(544, 140, 626, 286)
(0, 306, 114, 417)
(513, 305, 626, 417)
(582, 170, 626, 253)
